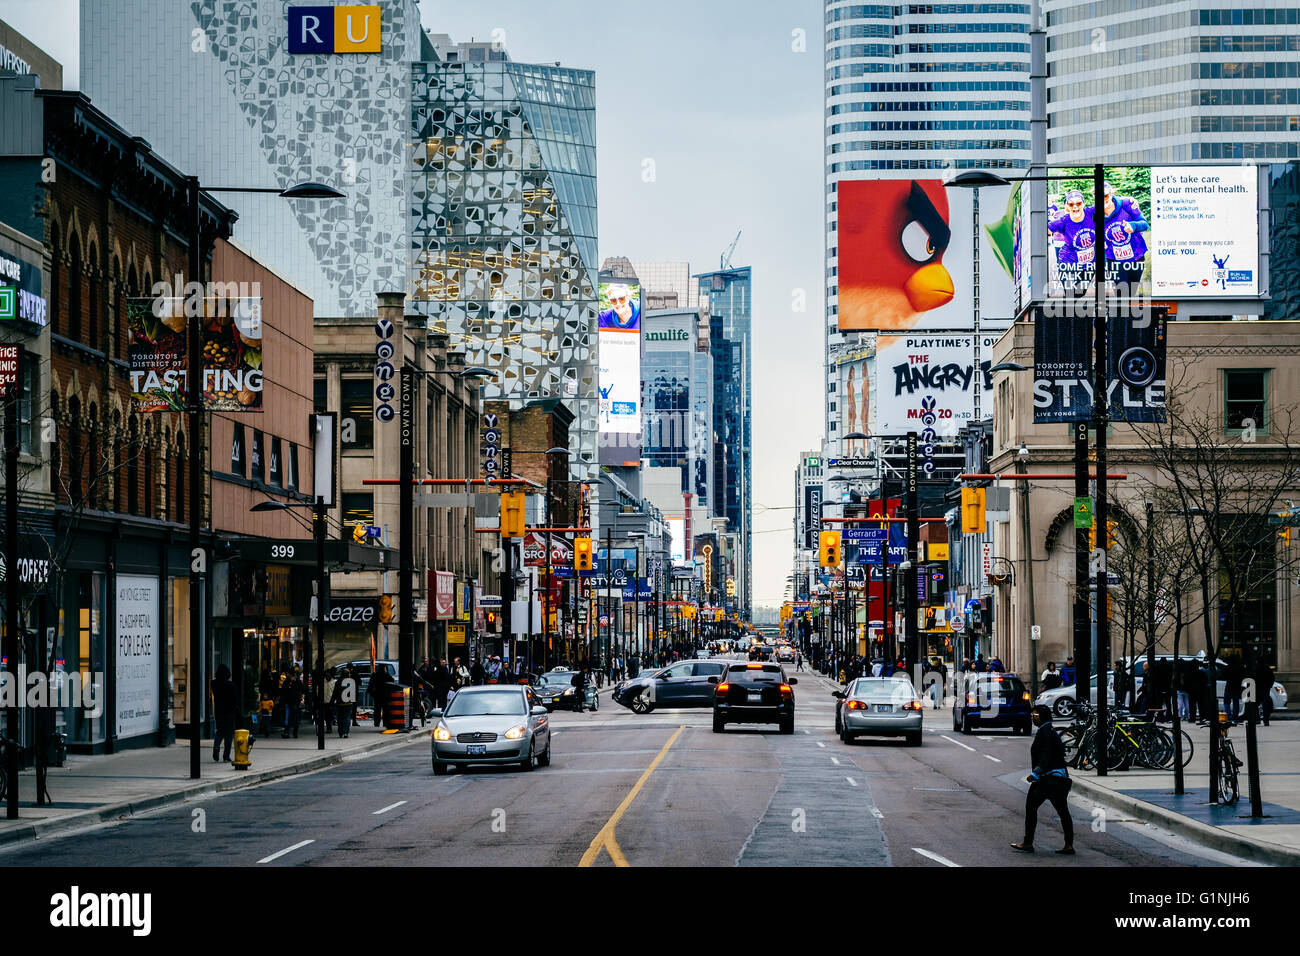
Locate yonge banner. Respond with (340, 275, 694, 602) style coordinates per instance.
(1032, 307, 1168, 423)
(128, 297, 264, 412)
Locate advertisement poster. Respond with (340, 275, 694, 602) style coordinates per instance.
(115, 574, 160, 740)
(803, 484, 823, 549)
(128, 297, 264, 412)
(523, 531, 573, 567)
(597, 280, 641, 464)
(432, 570, 455, 620)
(837, 179, 1013, 332)
(875, 333, 1000, 435)
(835, 349, 874, 455)
(1032, 307, 1168, 423)
(1032, 166, 1259, 299)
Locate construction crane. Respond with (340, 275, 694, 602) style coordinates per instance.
(720, 230, 741, 270)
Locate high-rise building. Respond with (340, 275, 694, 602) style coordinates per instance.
(823, 0, 1032, 448)
(631, 260, 700, 310)
(1045, 1, 1300, 165)
(697, 266, 752, 618)
(642, 307, 714, 512)
(410, 41, 600, 471)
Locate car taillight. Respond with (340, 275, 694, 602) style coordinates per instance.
(779, 684, 793, 696)
(716, 683, 730, 694)
(966, 695, 978, 705)
(845, 700, 867, 710)
(1022, 692, 1031, 701)
(902, 701, 922, 711)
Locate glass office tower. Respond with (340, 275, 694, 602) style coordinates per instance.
(410, 52, 600, 472)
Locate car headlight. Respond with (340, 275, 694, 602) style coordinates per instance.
(563, 687, 575, 695)
(504, 724, 527, 740)
(433, 721, 452, 742)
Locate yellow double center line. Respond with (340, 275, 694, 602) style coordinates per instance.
(578, 725, 685, 867)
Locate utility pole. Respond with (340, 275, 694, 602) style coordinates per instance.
(905, 432, 920, 675)
(1018, 452, 1039, 698)
(399, 365, 415, 692)
(4, 347, 22, 818)
(1093, 162, 1111, 776)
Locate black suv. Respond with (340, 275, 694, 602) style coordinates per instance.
(952, 672, 1032, 734)
(712, 662, 796, 734)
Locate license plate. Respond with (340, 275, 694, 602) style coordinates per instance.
(466, 744, 487, 755)
(875, 704, 891, 713)
(748, 693, 762, 703)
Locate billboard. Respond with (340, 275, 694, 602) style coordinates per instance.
(875, 332, 1000, 435)
(837, 179, 1013, 332)
(597, 280, 642, 465)
(1019, 166, 1261, 303)
(803, 483, 823, 549)
(128, 297, 264, 413)
(1032, 307, 1168, 423)
(834, 349, 874, 455)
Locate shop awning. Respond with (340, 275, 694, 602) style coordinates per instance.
(229, 537, 398, 572)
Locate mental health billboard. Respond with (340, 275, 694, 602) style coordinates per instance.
(1018, 166, 1260, 304)
(837, 179, 1013, 332)
(597, 280, 641, 465)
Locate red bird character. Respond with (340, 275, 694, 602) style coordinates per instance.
(837, 180, 956, 331)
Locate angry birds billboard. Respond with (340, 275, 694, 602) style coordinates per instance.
(836, 179, 1013, 333)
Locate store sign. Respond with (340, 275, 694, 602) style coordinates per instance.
(115, 575, 159, 740)
(482, 412, 502, 478)
(323, 599, 377, 625)
(0, 252, 46, 327)
(288, 5, 381, 54)
(803, 484, 823, 549)
(433, 570, 455, 620)
(447, 623, 466, 645)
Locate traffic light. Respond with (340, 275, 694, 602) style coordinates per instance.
(352, 523, 367, 544)
(1088, 519, 1118, 550)
(379, 594, 394, 624)
(501, 490, 526, 539)
(574, 537, 594, 571)
(960, 487, 986, 534)
(819, 530, 841, 567)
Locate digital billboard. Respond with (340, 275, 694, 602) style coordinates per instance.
(836, 179, 1013, 332)
(834, 349, 874, 454)
(597, 280, 642, 465)
(874, 332, 1001, 435)
(1015, 165, 1261, 306)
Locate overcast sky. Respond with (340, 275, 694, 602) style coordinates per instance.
(0, 0, 825, 610)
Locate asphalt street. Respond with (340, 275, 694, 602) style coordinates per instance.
(0, 666, 1251, 867)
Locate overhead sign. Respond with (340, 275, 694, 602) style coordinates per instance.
(1033, 307, 1168, 423)
(0, 252, 46, 327)
(837, 179, 1013, 333)
(828, 457, 875, 470)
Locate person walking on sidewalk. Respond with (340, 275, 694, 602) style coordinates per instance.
(280, 667, 305, 738)
(211, 663, 237, 763)
(1254, 657, 1275, 726)
(330, 666, 353, 738)
(1011, 706, 1075, 855)
(369, 666, 390, 727)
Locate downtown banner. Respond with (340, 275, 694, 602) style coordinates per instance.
(128, 297, 264, 412)
(1032, 307, 1168, 423)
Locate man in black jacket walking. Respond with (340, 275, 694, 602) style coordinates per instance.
(1012, 706, 1075, 855)
(211, 664, 237, 762)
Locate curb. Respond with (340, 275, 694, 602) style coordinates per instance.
(0, 727, 431, 849)
(1068, 773, 1300, 866)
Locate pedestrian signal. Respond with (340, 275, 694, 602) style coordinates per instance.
(574, 537, 594, 571)
(819, 530, 841, 567)
(960, 487, 986, 534)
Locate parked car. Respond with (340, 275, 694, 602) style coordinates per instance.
(430, 685, 550, 775)
(712, 662, 796, 734)
(338, 659, 398, 718)
(833, 677, 923, 746)
(612, 660, 728, 712)
(953, 672, 1032, 734)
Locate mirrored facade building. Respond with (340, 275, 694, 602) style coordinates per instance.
(410, 50, 600, 473)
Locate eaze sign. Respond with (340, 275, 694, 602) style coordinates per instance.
(288, 6, 381, 54)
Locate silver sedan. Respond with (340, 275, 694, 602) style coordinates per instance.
(430, 686, 551, 775)
(834, 677, 924, 746)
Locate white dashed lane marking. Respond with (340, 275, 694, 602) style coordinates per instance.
(941, 735, 977, 752)
(913, 847, 961, 867)
(983, 754, 1002, 763)
(373, 801, 407, 815)
(846, 777, 858, 787)
(258, 840, 315, 864)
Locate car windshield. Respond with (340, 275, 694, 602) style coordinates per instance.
(729, 664, 782, 681)
(976, 677, 1026, 699)
(444, 690, 526, 717)
(537, 672, 572, 686)
(853, 679, 916, 702)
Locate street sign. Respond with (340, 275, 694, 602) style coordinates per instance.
(365, 525, 381, 539)
(951, 614, 965, 632)
(842, 528, 887, 543)
(0, 345, 18, 398)
(1073, 496, 1094, 529)
(1031, 625, 1041, 641)
(1268, 514, 1300, 526)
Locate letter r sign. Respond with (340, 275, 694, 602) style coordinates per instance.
(288, 6, 333, 53)
(288, 6, 381, 54)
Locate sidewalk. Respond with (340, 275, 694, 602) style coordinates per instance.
(0, 718, 432, 847)
(1064, 714, 1300, 865)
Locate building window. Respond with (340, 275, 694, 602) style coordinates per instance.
(127, 415, 138, 515)
(286, 442, 299, 492)
(176, 432, 186, 522)
(314, 378, 328, 413)
(340, 379, 374, 449)
(1224, 369, 1267, 431)
(231, 424, 246, 477)
(251, 430, 265, 483)
(342, 492, 374, 530)
(268, 436, 281, 486)
(17, 352, 35, 455)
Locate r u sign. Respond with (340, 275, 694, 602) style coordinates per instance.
(288, 5, 381, 54)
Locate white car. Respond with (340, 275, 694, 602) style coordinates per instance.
(1034, 655, 1287, 718)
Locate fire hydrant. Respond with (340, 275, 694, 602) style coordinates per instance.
(232, 729, 254, 770)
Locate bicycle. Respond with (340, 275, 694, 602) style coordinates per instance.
(1214, 714, 1241, 805)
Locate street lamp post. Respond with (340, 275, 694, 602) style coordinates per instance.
(1016, 443, 1040, 698)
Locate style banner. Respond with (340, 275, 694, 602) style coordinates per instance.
(128, 297, 264, 413)
(1032, 307, 1168, 423)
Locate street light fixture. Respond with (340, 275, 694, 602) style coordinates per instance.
(186, 178, 344, 780)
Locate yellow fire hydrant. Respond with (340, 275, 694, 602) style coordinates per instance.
(232, 729, 254, 770)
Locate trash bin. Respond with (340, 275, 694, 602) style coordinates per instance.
(384, 684, 410, 731)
